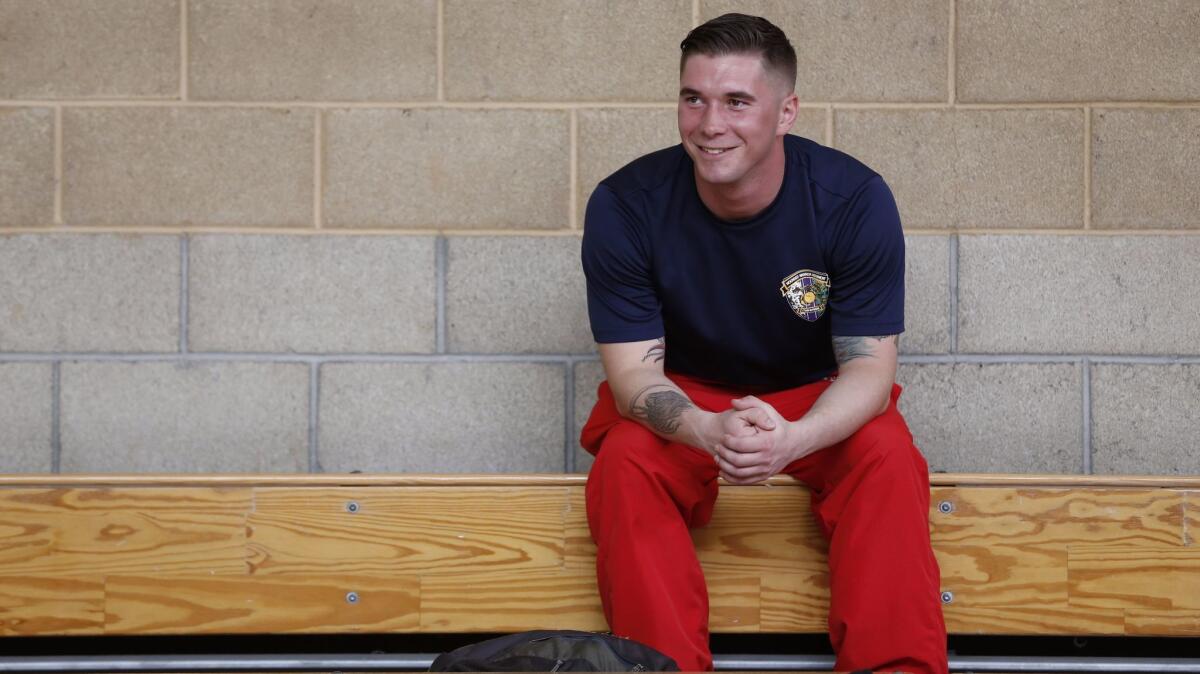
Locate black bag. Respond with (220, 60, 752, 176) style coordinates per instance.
(429, 629, 680, 672)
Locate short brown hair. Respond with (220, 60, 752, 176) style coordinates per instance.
(680, 13, 797, 91)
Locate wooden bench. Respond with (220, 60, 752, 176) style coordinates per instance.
(0, 473, 1197, 640)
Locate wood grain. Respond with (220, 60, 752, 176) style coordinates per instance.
(0, 575, 104, 635)
(1068, 545, 1200, 610)
(943, 606, 1126, 635)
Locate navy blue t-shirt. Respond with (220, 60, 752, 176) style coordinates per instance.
(582, 134, 904, 392)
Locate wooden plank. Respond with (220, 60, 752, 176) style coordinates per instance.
(247, 487, 567, 576)
(0, 575, 104, 635)
(0, 488, 249, 577)
(105, 574, 419, 634)
(943, 606, 1125, 635)
(1125, 610, 1200, 636)
(1068, 545, 1200, 610)
(930, 487, 1185, 548)
(934, 545, 1066, 606)
(705, 573, 760, 632)
(759, 571, 829, 633)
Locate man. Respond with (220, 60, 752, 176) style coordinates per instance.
(579, 13, 948, 674)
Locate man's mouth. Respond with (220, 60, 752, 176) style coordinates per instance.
(698, 145, 734, 155)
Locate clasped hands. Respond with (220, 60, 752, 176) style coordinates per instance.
(708, 396, 806, 485)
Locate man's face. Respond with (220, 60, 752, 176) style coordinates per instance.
(678, 52, 794, 191)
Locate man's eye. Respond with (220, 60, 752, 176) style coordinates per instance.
(729, 99, 747, 109)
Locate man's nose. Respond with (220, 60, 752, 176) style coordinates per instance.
(700, 104, 726, 136)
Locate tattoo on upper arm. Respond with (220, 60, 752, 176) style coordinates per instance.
(641, 338, 665, 364)
(629, 384, 693, 435)
(832, 334, 898, 365)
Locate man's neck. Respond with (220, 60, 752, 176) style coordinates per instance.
(695, 141, 787, 221)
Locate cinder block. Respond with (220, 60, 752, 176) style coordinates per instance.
(957, 0, 1200, 102)
(319, 362, 565, 473)
(0, 362, 53, 472)
(444, 0, 689, 101)
(835, 109, 1083, 229)
(60, 361, 308, 472)
(902, 235, 950, 355)
(573, 360, 606, 473)
(702, 0, 948, 102)
(1092, 109, 1200, 229)
(324, 109, 569, 229)
(959, 235, 1200, 355)
(190, 0, 436, 101)
(0, 234, 179, 352)
(896, 363, 1083, 473)
(446, 237, 591, 354)
(0, 108, 54, 226)
(63, 107, 311, 227)
(0, 0, 178, 99)
(189, 235, 436, 354)
(1092, 364, 1200, 475)
(576, 108, 826, 226)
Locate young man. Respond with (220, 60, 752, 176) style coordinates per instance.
(580, 13, 948, 674)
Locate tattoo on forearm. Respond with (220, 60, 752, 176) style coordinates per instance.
(629, 385, 693, 435)
(641, 338, 665, 364)
(832, 334, 898, 365)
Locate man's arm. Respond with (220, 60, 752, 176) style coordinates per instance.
(714, 333, 898, 485)
(599, 337, 771, 457)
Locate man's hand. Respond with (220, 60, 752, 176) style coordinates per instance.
(714, 396, 808, 485)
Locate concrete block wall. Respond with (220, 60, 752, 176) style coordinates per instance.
(1, 0, 1198, 475)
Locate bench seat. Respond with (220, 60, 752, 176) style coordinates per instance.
(0, 473, 1197, 638)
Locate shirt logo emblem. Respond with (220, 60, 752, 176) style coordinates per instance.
(780, 269, 831, 322)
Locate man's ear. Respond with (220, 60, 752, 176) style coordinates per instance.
(777, 91, 799, 136)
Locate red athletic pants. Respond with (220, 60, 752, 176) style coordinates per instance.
(581, 373, 948, 673)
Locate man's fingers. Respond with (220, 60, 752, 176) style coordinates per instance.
(715, 445, 762, 469)
(723, 432, 770, 453)
(731, 396, 776, 429)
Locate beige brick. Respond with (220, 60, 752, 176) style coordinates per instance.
(189, 235, 436, 353)
(903, 235, 950, 355)
(959, 235, 1200, 355)
(319, 362, 565, 473)
(576, 107, 826, 225)
(0, 362, 53, 472)
(190, 0, 436, 101)
(702, 0, 948, 102)
(60, 361, 308, 472)
(0, 108, 54, 226)
(324, 109, 569, 229)
(573, 360, 606, 473)
(445, 0, 689, 102)
(836, 109, 1083, 229)
(1092, 364, 1200, 475)
(447, 236, 591, 354)
(897, 363, 1083, 473)
(63, 108, 312, 227)
(958, 0, 1200, 102)
(0, 0, 178, 99)
(0, 234, 178, 352)
(1093, 109, 1200, 229)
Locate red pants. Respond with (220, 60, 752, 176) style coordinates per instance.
(581, 373, 947, 673)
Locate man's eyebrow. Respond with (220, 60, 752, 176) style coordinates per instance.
(679, 87, 701, 97)
(678, 87, 758, 102)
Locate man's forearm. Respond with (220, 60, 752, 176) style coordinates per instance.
(611, 371, 717, 453)
(785, 358, 894, 457)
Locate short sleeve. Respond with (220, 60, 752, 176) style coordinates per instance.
(581, 184, 664, 343)
(826, 176, 905, 336)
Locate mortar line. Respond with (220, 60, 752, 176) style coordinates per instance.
(0, 227, 588, 237)
(1083, 106, 1092, 230)
(825, 105, 834, 146)
(436, 236, 448, 354)
(692, 0, 699, 26)
(947, 0, 956, 105)
(564, 362, 575, 473)
(1082, 358, 1093, 474)
(180, 0, 188, 100)
(949, 234, 959, 353)
(6, 99, 1200, 110)
(53, 106, 63, 225)
(569, 110, 579, 229)
(313, 110, 323, 228)
(436, 0, 445, 101)
(180, 236, 189, 353)
(51, 362, 62, 473)
(310, 362, 320, 473)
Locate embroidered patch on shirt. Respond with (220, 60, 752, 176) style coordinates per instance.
(780, 269, 831, 322)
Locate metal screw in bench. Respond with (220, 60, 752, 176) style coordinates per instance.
(345, 501, 360, 514)
(346, 592, 359, 604)
(937, 500, 954, 514)
(940, 591, 954, 605)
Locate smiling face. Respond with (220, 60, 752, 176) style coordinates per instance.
(678, 52, 798, 217)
